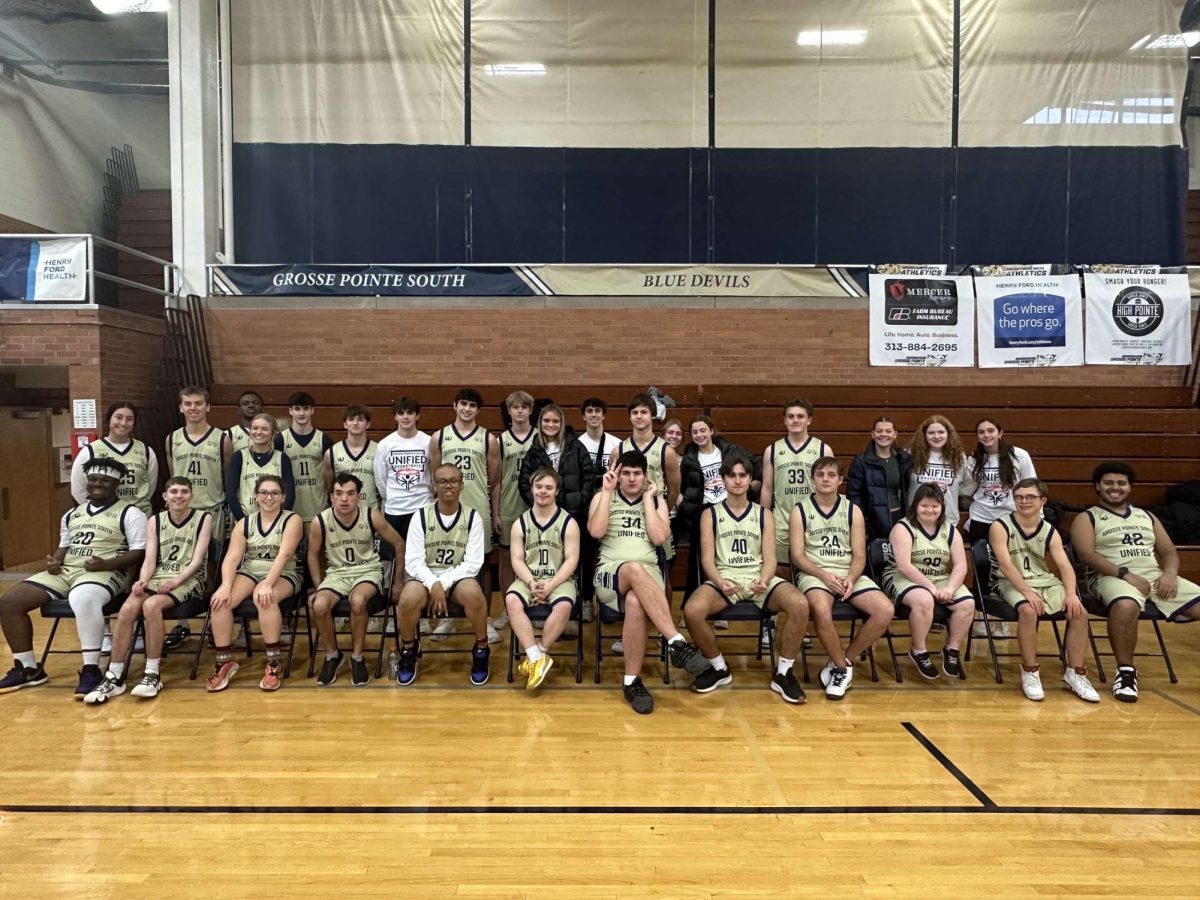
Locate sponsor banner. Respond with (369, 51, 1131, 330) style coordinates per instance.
(211, 264, 534, 297)
(975, 273, 1083, 368)
(1083, 271, 1191, 365)
(522, 265, 861, 297)
(869, 274, 975, 367)
(0, 237, 88, 302)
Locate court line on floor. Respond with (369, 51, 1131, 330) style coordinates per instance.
(901, 721, 995, 808)
(1148, 688, 1200, 718)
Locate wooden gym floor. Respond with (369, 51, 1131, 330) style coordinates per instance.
(0, 596, 1197, 898)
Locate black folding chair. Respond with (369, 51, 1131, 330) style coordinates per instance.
(38, 592, 127, 670)
(306, 592, 395, 679)
(1078, 593, 1182, 684)
(593, 598, 671, 685)
(506, 597, 585, 684)
(866, 538, 953, 683)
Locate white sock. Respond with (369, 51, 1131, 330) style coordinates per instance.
(667, 634, 684, 645)
(82, 651, 101, 667)
(536, 643, 548, 654)
(623, 674, 637, 686)
(145, 659, 160, 675)
(108, 662, 126, 679)
(14, 651, 36, 669)
(351, 654, 364, 662)
(525, 646, 543, 662)
(777, 657, 794, 676)
(326, 649, 340, 660)
(708, 654, 726, 671)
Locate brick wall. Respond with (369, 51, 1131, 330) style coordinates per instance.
(206, 306, 1187, 387)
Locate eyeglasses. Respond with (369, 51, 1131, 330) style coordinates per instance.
(1013, 495, 1042, 503)
(256, 489, 283, 497)
(435, 478, 462, 487)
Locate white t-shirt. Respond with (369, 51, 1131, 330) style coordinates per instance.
(545, 441, 562, 471)
(963, 447, 1037, 525)
(697, 447, 726, 505)
(908, 450, 965, 523)
(579, 432, 620, 464)
(374, 430, 433, 516)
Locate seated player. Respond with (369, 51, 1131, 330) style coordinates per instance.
(587, 450, 707, 714)
(504, 467, 581, 690)
(882, 484, 974, 680)
(0, 458, 146, 697)
(206, 474, 303, 693)
(394, 464, 490, 686)
(307, 474, 405, 687)
(682, 454, 812, 703)
(989, 478, 1098, 703)
(790, 457, 894, 700)
(85, 476, 215, 703)
(1070, 460, 1200, 703)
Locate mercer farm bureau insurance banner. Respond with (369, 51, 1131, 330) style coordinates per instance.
(1083, 270, 1191, 366)
(868, 270, 975, 367)
(974, 271, 1083, 368)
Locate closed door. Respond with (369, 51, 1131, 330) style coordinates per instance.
(0, 410, 53, 568)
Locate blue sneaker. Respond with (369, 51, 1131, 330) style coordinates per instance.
(470, 644, 490, 685)
(0, 662, 48, 694)
(74, 665, 104, 699)
(395, 642, 420, 686)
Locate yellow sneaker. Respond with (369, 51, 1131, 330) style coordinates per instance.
(517, 658, 532, 678)
(527, 653, 553, 690)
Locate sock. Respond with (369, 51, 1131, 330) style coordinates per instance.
(266, 643, 281, 661)
(536, 643, 548, 654)
(1117, 665, 1135, 671)
(215, 646, 232, 662)
(707, 654, 726, 671)
(326, 649, 340, 660)
(667, 634, 684, 645)
(525, 646, 543, 663)
(351, 654, 364, 662)
(108, 662, 126, 679)
(145, 658, 161, 675)
(1072, 666, 1086, 675)
(623, 674, 637, 686)
(475, 638, 488, 649)
(14, 651, 36, 669)
(1022, 664, 1039, 673)
(777, 657, 794, 676)
(82, 651, 101, 667)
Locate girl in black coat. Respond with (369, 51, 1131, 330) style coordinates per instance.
(846, 416, 914, 541)
(518, 403, 595, 523)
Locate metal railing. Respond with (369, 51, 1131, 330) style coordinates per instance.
(101, 144, 139, 239)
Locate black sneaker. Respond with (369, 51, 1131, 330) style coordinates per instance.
(668, 640, 709, 676)
(350, 656, 369, 686)
(470, 644, 491, 685)
(941, 647, 963, 679)
(909, 650, 940, 680)
(74, 664, 104, 699)
(396, 642, 420, 686)
(690, 666, 733, 693)
(1112, 666, 1139, 703)
(623, 677, 654, 714)
(0, 663, 48, 694)
(163, 624, 191, 652)
(770, 670, 806, 704)
(316, 651, 345, 687)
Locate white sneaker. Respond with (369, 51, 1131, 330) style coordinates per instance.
(419, 618, 432, 635)
(1021, 668, 1045, 701)
(581, 603, 594, 623)
(130, 672, 163, 698)
(713, 619, 729, 630)
(367, 616, 384, 633)
(819, 658, 834, 688)
(611, 640, 624, 655)
(492, 613, 509, 630)
(486, 622, 501, 644)
(1062, 668, 1100, 703)
(101, 633, 113, 654)
(971, 620, 989, 638)
(429, 618, 455, 642)
(994, 621, 1011, 637)
(825, 663, 852, 700)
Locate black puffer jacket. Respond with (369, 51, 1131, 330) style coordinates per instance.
(847, 441, 914, 541)
(675, 436, 751, 530)
(518, 427, 595, 522)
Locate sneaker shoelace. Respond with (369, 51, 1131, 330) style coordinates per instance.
(628, 680, 650, 699)
(830, 668, 848, 688)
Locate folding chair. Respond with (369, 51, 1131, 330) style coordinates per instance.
(964, 539, 1073, 684)
(306, 592, 395, 679)
(593, 598, 671, 684)
(866, 538, 953, 683)
(38, 593, 127, 670)
(1078, 593, 1182, 684)
(505, 598, 585, 684)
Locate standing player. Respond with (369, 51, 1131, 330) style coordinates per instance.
(883, 484, 974, 680)
(577, 397, 621, 617)
(0, 459, 146, 696)
(166, 386, 226, 540)
(760, 397, 831, 574)
(307, 474, 405, 687)
(374, 397, 433, 574)
(225, 412, 295, 519)
(961, 418, 1036, 544)
(682, 454, 812, 703)
(505, 468, 581, 690)
(71, 401, 158, 517)
(84, 475, 214, 703)
(222, 389, 264, 459)
(394, 464, 490, 686)
(990, 478, 1098, 703)
(276, 391, 333, 525)
(323, 404, 379, 509)
(206, 474, 303, 693)
(494, 391, 535, 629)
(588, 450, 707, 714)
(428, 388, 500, 642)
(791, 457, 895, 700)
(1070, 461, 1200, 703)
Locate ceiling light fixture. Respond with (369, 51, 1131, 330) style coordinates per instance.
(796, 29, 867, 47)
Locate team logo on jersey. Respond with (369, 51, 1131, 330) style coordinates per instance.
(883, 279, 958, 325)
(388, 450, 426, 490)
(1111, 286, 1163, 337)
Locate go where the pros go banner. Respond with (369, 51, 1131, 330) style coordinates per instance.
(974, 269, 1083, 368)
(868, 269, 976, 367)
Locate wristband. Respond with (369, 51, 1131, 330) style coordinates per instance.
(1117, 566, 1130, 579)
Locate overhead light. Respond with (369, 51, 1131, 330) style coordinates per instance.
(484, 63, 546, 77)
(91, 0, 168, 13)
(1136, 32, 1200, 50)
(796, 29, 867, 47)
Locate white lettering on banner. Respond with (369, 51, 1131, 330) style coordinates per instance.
(975, 273, 1083, 369)
(869, 274, 975, 367)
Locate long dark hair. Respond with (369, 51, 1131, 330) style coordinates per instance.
(905, 483, 946, 527)
(972, 418, 1018, 489)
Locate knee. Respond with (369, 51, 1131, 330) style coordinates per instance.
(1017, 604, 1037, 624)
(624, 591, 642, 614)
(143, 597, 170, 620)
(348, 596, 369, 615)
(907, 594, 934, 614)
(117, 599, 141, 622)
(784, 592, 809, 618)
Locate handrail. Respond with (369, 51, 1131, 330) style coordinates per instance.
(92, 233, 172, 268)
(0, 233, 179, 307)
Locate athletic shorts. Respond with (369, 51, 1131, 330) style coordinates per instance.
(25, 567, 129, 600)
(235, 568, 303, 594)
(794, 573, 881, 601)
(145, 574, 204, 606)
(385, 513, 414, 542)
(996, 578, 1067, 615)
(507, 578, 576, 607)
(197, 504, 225, 543)
(594, 561, 664, 612)
(318, 566, 384, 600)
(703, 575, 785, 609)
(882, 569, 972, 606)
(1087, 573, 1200, 621)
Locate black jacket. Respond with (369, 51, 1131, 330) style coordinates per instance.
(846, 442, 914, 541)
(676, 435, 751, 530)
(518, 427, 595, 522)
